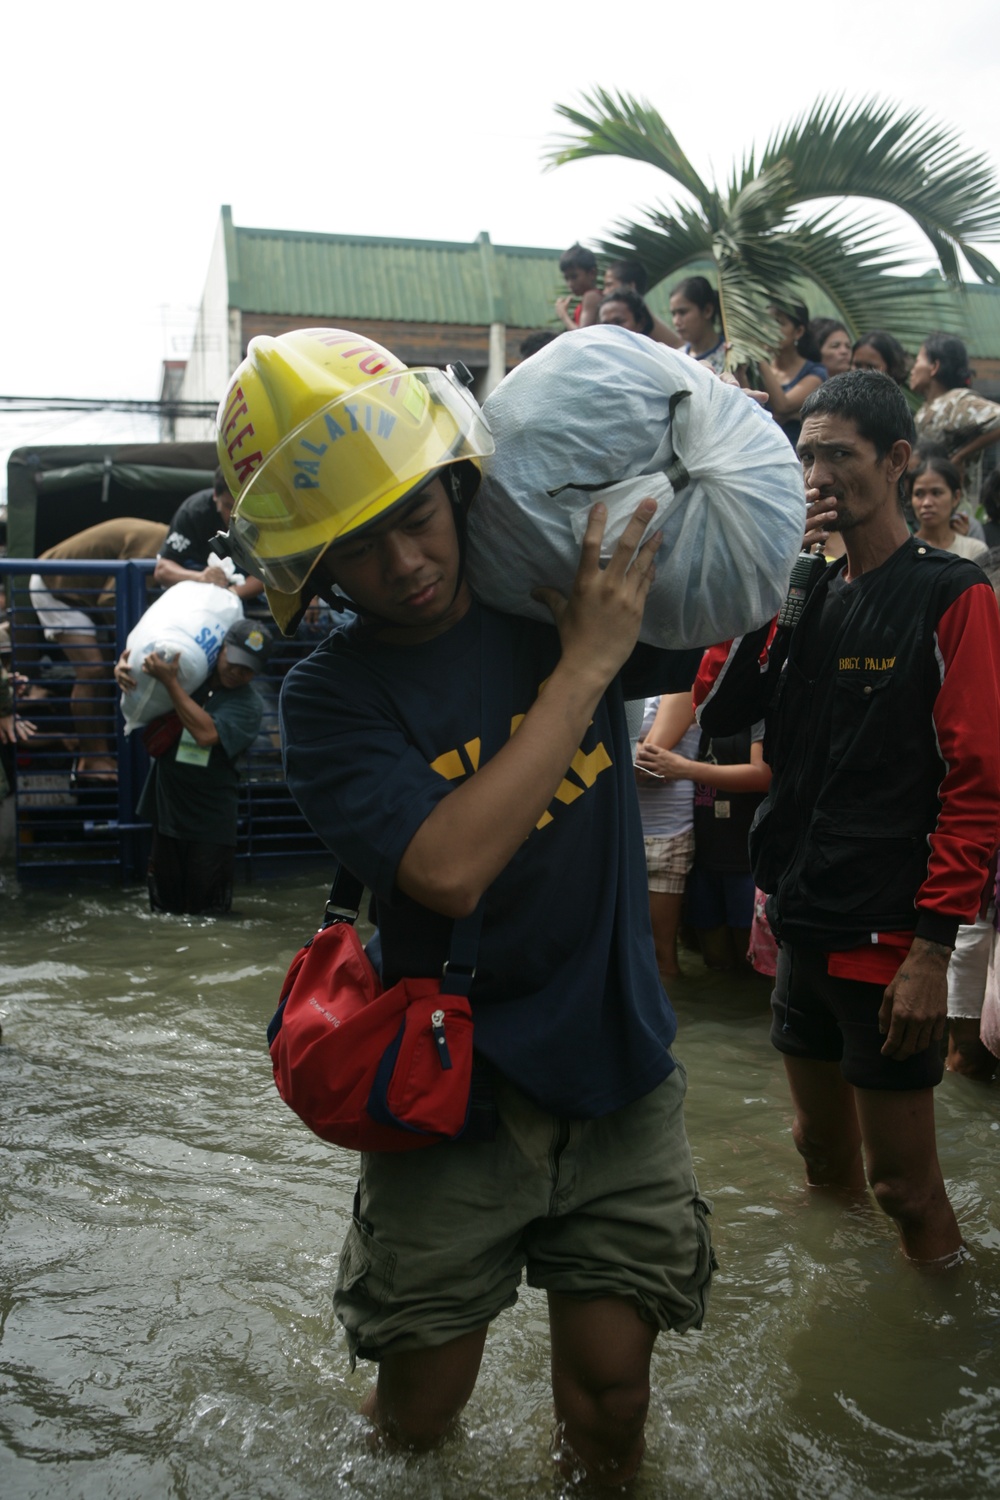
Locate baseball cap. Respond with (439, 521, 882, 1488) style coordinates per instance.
(223, 619, 274, 673)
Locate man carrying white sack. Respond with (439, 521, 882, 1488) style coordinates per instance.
(216, 327, 714, 1485)
(114, 619, 270, 915)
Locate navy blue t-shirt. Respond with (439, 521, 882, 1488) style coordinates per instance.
(280, 602, 699, 1118)
(779, 360, 827, 449)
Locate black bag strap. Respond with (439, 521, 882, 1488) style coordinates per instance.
(663, 388, 691, 494)
(321, 607, 512, 998)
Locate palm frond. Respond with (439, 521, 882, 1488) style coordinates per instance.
(760, 96, 1000, 282)
(712, 233, 813, 365)
(703, 169, 826, 362)
(546, 88, 718, 217)
(918, 225, 962, 285)
(544, 89, 998, 361)
(776, 210, 957, 346)
(712, 257, 784, 366)
(962, 245, 1000, 285)
(595, 202, 715, 288)
(723, 159, 796, 242)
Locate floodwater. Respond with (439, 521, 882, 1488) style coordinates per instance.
(1, 872, 999, 1500)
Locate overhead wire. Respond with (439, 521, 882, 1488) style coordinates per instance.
(0, 395, 217, 416)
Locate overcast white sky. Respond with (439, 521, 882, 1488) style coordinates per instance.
(2, 0, 998, 427)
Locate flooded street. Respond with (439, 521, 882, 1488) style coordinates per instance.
(2, 872, 999, 1499)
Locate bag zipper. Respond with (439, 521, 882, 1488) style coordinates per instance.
(431, 1008, 453, 1070)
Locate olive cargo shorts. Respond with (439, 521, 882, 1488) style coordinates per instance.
(334, 1060, 715, 1366)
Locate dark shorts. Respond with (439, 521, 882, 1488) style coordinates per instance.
(686, 866, 755, 929)
(770, 944, 945, 1091)
(147, 831, 235, 915)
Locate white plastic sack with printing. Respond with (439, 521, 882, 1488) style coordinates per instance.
(466, 325, 806, 648)
(119, 581, 244, 733)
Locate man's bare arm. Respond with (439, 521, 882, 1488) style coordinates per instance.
(141, 652, 220, 747)
(153, 556, 230, 589)
(396, 501, 661, 917)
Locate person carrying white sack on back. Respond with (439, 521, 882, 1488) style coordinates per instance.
(114, 619, 271, 915)
(217, 326, 716, 1486)
(117, 579, 245, 736)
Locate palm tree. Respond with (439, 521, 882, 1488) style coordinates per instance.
(546, 91, 1000, 365)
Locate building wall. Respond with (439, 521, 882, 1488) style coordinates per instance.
(239, 313, 534, 379)
(175, 216, 239, 442)
(971, 357, 1000, 400)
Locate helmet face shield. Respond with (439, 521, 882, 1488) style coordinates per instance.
(230, 367, 494, 596)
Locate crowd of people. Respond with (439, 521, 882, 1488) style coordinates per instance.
(3, 254, 1000, 1483)
(546, 244, 1000, 1088)
(188, 317, 1000, 1483)
(550, 242, 1000, 495)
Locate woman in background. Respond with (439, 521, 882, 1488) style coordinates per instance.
(603, 259, 680, 347)
(910, 332, 1000, 504)
(757, 302, 826, 448)
(911, 455, 988, 561)
(851, 329, 909, 384)
(637, 702, 771, 973)
(670, 276, 727, 375)
(598, 289, 655, 337)
(635, 694, 701, 979)
(810, 318, 852, 376)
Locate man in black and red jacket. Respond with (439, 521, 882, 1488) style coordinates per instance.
(697, 370, 1000, 1268)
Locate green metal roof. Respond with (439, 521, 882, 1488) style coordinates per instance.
(879, 275, 1000, 361)
(225, 208, 564, 329)
(222, 209, 1000, 355)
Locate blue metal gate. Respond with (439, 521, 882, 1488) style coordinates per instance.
(1, 558, 329, 885)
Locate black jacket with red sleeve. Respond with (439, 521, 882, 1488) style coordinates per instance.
(696, 538, 1000, 950)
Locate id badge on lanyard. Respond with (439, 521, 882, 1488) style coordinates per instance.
(175, 729, 211, 768)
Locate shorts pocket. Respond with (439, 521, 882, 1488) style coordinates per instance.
(334, 1216, 399, 1371)
(679, 1192, 716, 1333)
(336, 1215, 397, 1311)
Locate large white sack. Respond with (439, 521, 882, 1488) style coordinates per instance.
(120, 581, 244, 733)
(466, 325, 806, 648)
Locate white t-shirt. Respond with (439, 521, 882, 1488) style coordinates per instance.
(942, 533, 989, 562)
(636, 696, 701, 838)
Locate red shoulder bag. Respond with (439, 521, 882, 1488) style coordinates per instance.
(266, 877, 480, 1152)
(266, 608, 505, 1152)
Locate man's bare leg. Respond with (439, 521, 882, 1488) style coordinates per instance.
(696, 924, 739, 970)
(58, 630, 116, 778)
(854, 1087, 963, 1264)
(548, 1292, 657, 1487)
(730, 927, 754, 972)
(360, 1324, 488, 1449)
(782, 1056, 866, 1195)
(648, 891, 684, 978)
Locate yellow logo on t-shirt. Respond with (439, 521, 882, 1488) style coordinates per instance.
(429, 711, 613, 831)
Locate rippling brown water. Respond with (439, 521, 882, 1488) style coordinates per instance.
(2, 874, 999, 1498)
